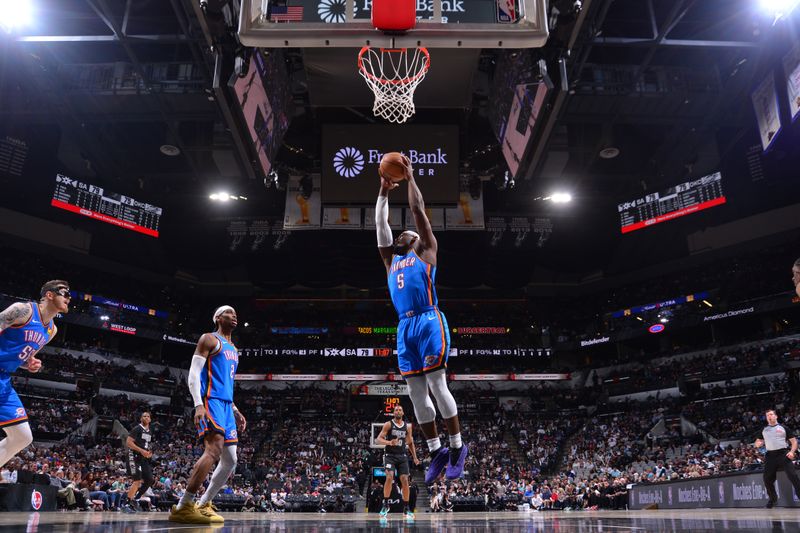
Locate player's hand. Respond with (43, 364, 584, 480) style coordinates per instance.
(400, 154, 413, 181)
(788, 451, 796, 460)
(413, 457, 421, 466)
(379, 174, 399, 191)
(755, 439, 764, 448)
(143, 450, 153, 459)
(194, 405, 207, 428)
(25, 356, 42, 373)
(234, 409, 247, 433)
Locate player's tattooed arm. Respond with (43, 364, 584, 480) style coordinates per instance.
(0, 302, 32, 333)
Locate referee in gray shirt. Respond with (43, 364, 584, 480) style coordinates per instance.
(754, 409, 800, 508)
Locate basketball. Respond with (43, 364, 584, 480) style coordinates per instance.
(379, 152, 408, 183)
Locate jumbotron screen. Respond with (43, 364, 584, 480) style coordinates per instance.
(617, 172, 726, 234)
(51, 174, 162, 237)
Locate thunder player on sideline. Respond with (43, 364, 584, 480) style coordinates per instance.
(375, 404, 419, 520)
(169, 305, 247, 524)
(0, 280, 69, 470)
(376, 156, 468, 484)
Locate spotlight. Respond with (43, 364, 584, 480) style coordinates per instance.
(0, 0, 33, 33)
(550, 192, 572, 203)
(210, 192, 245, 202)
(244, 322, 250, 327)
(659, 317, 669, 324)
(761, 0, 800, 19)
(100, 315, 110, 321)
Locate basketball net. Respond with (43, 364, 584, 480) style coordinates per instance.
(358, 47, 430, 124)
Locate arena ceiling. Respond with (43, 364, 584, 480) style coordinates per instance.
(0, 0, 798, 289)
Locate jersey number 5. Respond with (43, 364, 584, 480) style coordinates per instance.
(397, 273, 405, 289)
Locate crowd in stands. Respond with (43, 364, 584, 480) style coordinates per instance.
(0, 343, 796, 513)
(3, 242, 800, 513)
(604, 341, 794, 396)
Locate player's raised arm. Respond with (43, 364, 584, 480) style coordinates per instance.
(376, 177, 398, 273)
(403, 156, 437, 261)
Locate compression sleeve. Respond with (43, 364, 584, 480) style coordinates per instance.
(188, 354, 206, 408)
(376, 195, 392, 248)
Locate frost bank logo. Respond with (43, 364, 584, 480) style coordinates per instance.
(318, 0, 347, 23)
(333, 147, 365, 178)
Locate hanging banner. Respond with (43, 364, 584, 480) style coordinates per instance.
(322, 207, 362, 229)
(751, 74, 782, 152)
(283, 175, 321, 230)
(364, 207, 404, 230)
(328, 374, 388, 381)
(405, 208, 445, 231)
(359, 384, 410, 395)
(783, 43, 800, 123)
(446, 193, 485, 230)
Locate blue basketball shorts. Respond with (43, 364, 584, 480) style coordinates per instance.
(0, 379, 27, 428)
(397, 309, 450, 377)
(196, 398, 238, 446)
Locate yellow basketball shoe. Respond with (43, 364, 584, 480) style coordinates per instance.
(198, 502, 225, 523)
(169, 502, 214, 524)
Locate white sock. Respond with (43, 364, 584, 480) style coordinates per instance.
(177, 491, 195, 510)
(426, 437, 442, 453)
(449, 433, 462, 449)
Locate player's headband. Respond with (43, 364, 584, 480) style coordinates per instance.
(213, 305, 235, 324)
(401, 231, 420, 240)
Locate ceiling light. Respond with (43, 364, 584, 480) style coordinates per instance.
(599, 147, 620, 159)
(160, 144, 181, 156)
(702, 300, 713, 308)
(210, 191, 247, 202)
(659, 317, 669, 323)
(550, 192, 572, 204)
(100, 315, 110, 321)
(0, 0, 33, 33)
(761, 0, 800, 20)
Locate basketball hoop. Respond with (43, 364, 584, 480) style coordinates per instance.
(358, 46, 430, 124)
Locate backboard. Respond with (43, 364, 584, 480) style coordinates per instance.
(238, 0, 548, 48)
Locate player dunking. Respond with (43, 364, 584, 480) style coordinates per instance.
(0, 280, 69, 470)
(376, 405, 419, 520)
(375, 157, 468, 484)
(169, 306, 247, 524)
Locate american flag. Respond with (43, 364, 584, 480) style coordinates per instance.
(270, 6, 304, 21)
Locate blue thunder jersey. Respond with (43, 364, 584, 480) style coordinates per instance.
(200, 333, 239, 402)
(0, 303, 54, 374)
(388, 249, 439, 319)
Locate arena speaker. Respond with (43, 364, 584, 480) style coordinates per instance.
(678, 373, 702, 397)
